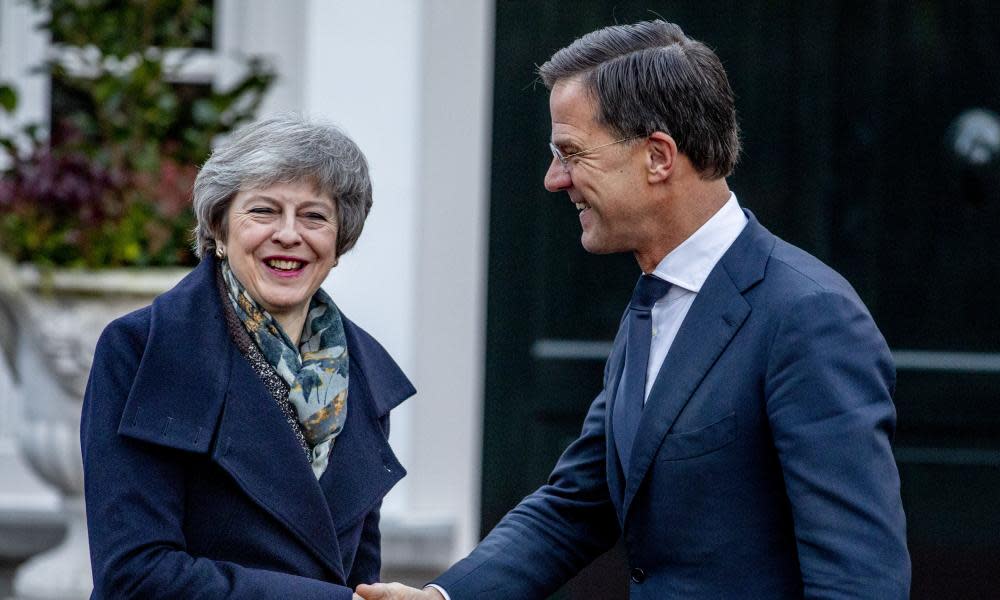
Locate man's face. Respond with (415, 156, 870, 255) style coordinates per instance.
(544, 77, 651, 255)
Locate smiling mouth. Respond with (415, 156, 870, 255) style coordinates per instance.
(265, 258, 306, 271)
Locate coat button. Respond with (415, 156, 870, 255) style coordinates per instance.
(630, 567, 646, 583)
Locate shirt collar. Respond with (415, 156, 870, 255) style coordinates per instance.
(650, 192, 747, 293)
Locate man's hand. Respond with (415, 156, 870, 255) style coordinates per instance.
(355, 582, 445, 600)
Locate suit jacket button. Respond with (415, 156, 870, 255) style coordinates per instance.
(630, 567, 646, 583)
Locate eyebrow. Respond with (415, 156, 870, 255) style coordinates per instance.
(550, 136, 582, 149)
(243, 195, 334, 210)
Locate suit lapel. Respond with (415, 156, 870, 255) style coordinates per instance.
(621, 273, 749, 515)
(621, 211, 772, 518)
(602, 316, 629, 522)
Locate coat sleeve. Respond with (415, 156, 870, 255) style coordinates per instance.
(430, 388, 620, 599)
(765, 290, 910, 599)
(81, 316, 356, 600)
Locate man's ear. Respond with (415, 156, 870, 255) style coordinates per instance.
(646, 131, 677, 183)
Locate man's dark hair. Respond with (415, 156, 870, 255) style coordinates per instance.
(539, 20, 740, 179)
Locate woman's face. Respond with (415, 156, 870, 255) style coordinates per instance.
(224, 181, 339, 325)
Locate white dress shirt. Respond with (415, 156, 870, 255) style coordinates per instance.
(643, 193, 747, 401)
(428, 194, 747, 600)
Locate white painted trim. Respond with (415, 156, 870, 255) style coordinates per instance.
(14, 265, 190, 295)
(45, 46, 219, 83)
(0, 0, 50, 162)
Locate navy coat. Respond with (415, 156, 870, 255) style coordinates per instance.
(81, 256, 415, 599)
(432, 212, 910, 598)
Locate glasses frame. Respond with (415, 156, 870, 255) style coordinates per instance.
(549, 135, 643, 172)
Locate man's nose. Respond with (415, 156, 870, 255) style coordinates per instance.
(544, 159, 571, 192)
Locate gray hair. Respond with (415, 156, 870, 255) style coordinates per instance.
(192, 114, 373, 258)
(539, 20, 740, 179)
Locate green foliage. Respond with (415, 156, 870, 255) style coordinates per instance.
(0, 84, 16, 113)
(0, 0, 275, 268)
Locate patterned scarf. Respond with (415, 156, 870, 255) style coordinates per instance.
(221, 260, 349, 455)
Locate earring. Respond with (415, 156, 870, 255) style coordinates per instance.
(215, 245, 225, 259)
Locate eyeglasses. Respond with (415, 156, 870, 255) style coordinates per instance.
(549, 135, 643, 172)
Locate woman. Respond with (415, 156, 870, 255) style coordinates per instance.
(81, 115, 414, 599)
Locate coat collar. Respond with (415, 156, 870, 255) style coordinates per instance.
(116, 255, 414, 580)
(117, 255, 414, 445)
(117, 256, 231, 453)
(615, 210, 775, 519)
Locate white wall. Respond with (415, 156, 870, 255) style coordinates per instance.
(410, 0, 492, 558)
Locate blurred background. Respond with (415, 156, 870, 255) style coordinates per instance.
(1, 1, 998, 599)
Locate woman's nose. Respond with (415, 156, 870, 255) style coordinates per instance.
(272, 214, 302, 246)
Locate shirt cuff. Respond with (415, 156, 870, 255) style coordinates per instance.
(425, 584, 451, 600)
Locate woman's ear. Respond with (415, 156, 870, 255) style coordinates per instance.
(646, 131, 678, 183)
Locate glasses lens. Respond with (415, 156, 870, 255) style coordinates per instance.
(549, 143, 568, 171)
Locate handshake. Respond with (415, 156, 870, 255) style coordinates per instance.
(352, 583, 446, 600)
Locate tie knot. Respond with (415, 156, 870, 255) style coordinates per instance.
(629, 274, 671, 311)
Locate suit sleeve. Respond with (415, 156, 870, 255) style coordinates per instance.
(765, 290, 910, 599)
(430, 387, 620, 599)
(81, 318, 355, 600)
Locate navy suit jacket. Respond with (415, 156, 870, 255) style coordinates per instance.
(81, 256, 415, 599)
(433, 212, 910, 598)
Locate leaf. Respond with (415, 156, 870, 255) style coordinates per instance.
(191, 98, 220, 126)
(0, 84, 17, 113)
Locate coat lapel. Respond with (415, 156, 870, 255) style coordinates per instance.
(118, 258, 230, 454)
(621, 212, 773, 518)
(213, 348, 345, 581)
(318, 318, 411, 535)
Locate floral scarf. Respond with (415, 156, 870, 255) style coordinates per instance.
(221, 260, 349, 475)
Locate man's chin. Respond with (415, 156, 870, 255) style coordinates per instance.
(580, 235, 617, 255)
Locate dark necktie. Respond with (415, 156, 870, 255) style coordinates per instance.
(613, 274, 671, 476)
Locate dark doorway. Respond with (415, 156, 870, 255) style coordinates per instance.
(483, 2, 1000, 598)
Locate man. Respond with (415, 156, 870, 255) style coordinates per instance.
(358, 19, 910, 599)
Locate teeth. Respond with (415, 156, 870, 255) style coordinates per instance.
(267, 259, 304, 271)
(575, 202, 588, 211)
